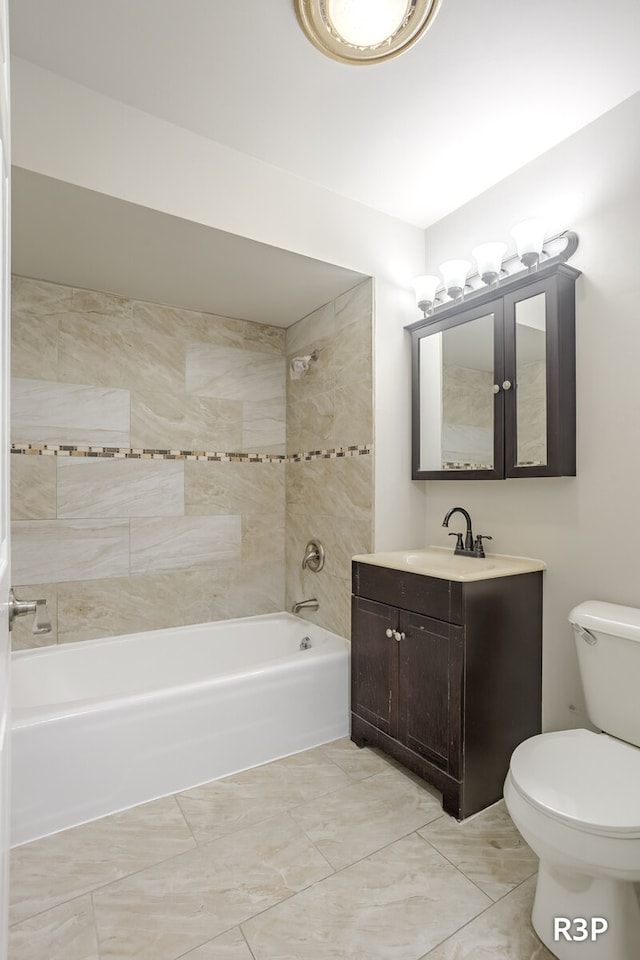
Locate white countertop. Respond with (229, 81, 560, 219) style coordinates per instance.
(352, 546, 546, 582)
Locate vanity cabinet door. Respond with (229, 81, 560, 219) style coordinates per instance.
(351, 596, 397, 737)
(397, 610, 463, 777)
(351, 595, 464, 776)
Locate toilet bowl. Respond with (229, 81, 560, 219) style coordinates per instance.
(504, 601, 640, 960)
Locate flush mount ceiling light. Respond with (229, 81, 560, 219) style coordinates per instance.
(294, 0, 443, 65)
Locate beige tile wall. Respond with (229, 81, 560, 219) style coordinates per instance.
(10, 276, 374, 647)
(10, 276, 287, 648)
(285, 280, 374, 639)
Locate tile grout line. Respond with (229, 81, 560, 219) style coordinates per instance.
(88, 890, 103, 960)
(171, 793, 199, 848)
(241, 927, 259, 960)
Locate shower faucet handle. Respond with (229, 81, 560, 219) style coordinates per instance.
(33, 598, 52, 634)
(8, 588, 52, 634)
(302, 540, 325, 572)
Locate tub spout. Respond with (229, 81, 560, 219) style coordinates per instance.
(292, 598, 319, 614)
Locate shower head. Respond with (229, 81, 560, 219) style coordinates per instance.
(289, 350, 319, 379)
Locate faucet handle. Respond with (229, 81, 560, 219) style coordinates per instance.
(8, 588, 52, 634)
(448, 532, 464, 553)
(302, 540, 325, 572)
(474, 535, 492, 558)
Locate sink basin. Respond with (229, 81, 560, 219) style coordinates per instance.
(352, 546, 545, 582)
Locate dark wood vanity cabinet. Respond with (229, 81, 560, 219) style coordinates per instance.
(351, 561, 543, 819)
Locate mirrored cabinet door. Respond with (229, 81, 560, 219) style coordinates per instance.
(514, 291, 548, 469)
(413, 301, 504, 480)
(503, 268, 577, 478)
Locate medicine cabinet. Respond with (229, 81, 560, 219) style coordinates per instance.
(408, 261, 581, 480)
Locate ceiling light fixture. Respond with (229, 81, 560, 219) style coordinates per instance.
(294, 0, 443, 65)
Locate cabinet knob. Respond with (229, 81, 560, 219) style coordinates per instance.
(395, 631, 405, 642)
(502, 380, 512, 390)
(385, 628, 394, 638)
(493, 383, 500, 394)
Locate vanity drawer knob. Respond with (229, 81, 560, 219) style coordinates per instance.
(395, 631, 405, 642)
(502, 380, 512, 390)
(386, 628, 394, 638)
(493, 383, 500, 394)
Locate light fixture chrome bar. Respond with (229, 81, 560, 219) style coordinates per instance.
(415, 230, 578, 318)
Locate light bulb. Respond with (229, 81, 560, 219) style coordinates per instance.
(326, 0, 410, 46)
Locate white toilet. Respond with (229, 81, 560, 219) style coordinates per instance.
(504, 600, 640, 960)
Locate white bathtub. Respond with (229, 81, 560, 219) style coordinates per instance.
(10, 612, 349, 846)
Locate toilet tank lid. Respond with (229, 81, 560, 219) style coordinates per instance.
(569, 600, 640, 643)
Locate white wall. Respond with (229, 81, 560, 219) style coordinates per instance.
(413, 92, 640, 731)
(10, 57, 427, 551)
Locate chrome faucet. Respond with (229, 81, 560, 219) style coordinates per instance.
(442, 507, 492, 558)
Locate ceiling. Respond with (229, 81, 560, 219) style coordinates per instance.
(9, 0, 640, 322)
(11, 169, 367, 327)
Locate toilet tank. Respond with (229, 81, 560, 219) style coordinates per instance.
(569, 600, 640, 748)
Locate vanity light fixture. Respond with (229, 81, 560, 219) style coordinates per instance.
(439, 259, 470, 301)
(472, 242, 507, 285)
(411, 226, 578, 319)
(294, 0, 444, 65)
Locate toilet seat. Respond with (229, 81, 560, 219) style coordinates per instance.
(509, 728, 640, 839)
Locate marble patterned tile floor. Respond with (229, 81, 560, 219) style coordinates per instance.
(8, 738, 556, 960)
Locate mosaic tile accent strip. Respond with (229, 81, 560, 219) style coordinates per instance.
(441, 459, 545, 470)
(442, 461, 493, 471)
(11, 443, 373, 463)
